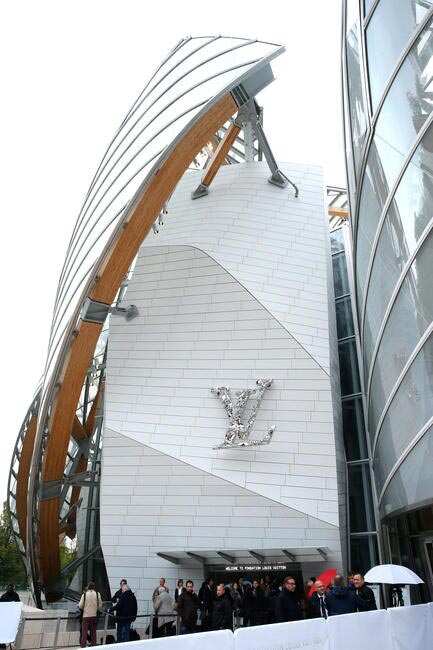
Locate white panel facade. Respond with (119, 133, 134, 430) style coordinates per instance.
(102, 161, 344, 609)
(101, 428, 342, 612)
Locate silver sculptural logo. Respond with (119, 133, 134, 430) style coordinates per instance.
(212, 378, 276, 449)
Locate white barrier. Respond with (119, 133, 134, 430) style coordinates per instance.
(327, 609, 390, 650)
(234, 617, 329, 650)
(77, 604, 432, 650)
(0, 602, 22, 643)
(106, 629, 233, 650)
(388, 603, 430, 650)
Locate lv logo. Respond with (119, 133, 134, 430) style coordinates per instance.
(212, 378, 276, 449)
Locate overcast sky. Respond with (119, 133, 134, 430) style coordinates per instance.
(0, 0, 345, 500)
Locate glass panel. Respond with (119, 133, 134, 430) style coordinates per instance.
(356, 19, 433, 310)
(369, 226, 433, 440)
(343, 396, 369, 460)
(364, 0, 377, 15)
(349, 463, 376, 532)
(355, 141, 395, 307)
(374, 331, 433, 492)
(350, 534, 379, 573)
(333, 253, 350, 298)
(38, 37, 282, 397)
(331, 228, 345, 254)
(346, 16, 368, 173)
(367, 0, 432, 111)
(381, 423, 433, 517)
(363, 123, 433, 372)
(339, 339, 361, 396)
(336, 296, 355, 339)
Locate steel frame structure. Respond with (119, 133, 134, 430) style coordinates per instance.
(8, 34, 352, 607)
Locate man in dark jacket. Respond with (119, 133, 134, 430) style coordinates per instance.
(111, 583, 138, 642)
(198, 577, 215, 631)
(353, 574, 377, 611)
(326, 575, 358, 616)
(0, 584, 20, 602)
(307, 581, 328, 619)
(176, 580, 200, 634)
(212, 584, 233, 630)
(275, 576, 303, 623)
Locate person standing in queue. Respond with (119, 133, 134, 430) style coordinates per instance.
(308, 580, 328, 619)
(326, 575, 357, 616)
(176, 579, 200, 634)
(174, 579, 184, 603)
(353, 574, 377, 611)
(111, 582, 138, 642)
(275, 576, 303, 623)
(198, 577, 215, 631)
(212, 584, 233, 630)
(0, 584, 20, 602)
(78, 582, 102, 648)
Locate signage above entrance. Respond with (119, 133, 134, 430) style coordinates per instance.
(225, 564, 288, 572)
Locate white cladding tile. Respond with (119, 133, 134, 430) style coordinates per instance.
(105, 161, 340, 528)
(101, 431, 342, 608)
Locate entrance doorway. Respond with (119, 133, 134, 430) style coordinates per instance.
(423, 539, 433, 599)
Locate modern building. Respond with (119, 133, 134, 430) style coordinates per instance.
(342, 0, 433, 600)
(11, 13, 433, 611)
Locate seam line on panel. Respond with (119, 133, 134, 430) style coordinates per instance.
(372, 318, 433, 459)
(143, 242, 332, 377)
(102, 427, 339, 529)
(365, 210, 433, 418)
(360, 109, 433, 347)
(378, 413, 433, 506)
(352, 8, 433, 266)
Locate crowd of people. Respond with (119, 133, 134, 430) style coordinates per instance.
(70, 570, 379, 644)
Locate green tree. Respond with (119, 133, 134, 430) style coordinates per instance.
(0, 502, 27, 589)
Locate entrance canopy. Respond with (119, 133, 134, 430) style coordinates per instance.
(156, 547, 329, 567)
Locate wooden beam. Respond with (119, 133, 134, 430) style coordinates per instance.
(328, 207, 349, 218)
(202, 122, 241, 187)
(37, 92, 238, 598)
(16, 413, 38, 546)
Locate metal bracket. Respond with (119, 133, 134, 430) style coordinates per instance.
(217, 551, 235, 564)
(191, 183, 209, 200)
(249, 550, 265, 563)
(234, 100, 299, 197)
(157, 552, 180, 565)
(109, 304, 139, 321)
(317, 548, 328, 561)
(41, 471, 98, 501)
(81, 298, 138, 323)
(282, 549, 297, 562)
(186, 552, 206, 564)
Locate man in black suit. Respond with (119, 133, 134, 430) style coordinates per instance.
(308, 580, 328, 619)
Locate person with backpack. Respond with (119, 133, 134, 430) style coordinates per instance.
(78, 582, 102, 647)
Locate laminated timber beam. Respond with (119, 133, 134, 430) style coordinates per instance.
(16, 413, 38, 546)
(191, 122, 241, 199)
(37, 92, 238, 599)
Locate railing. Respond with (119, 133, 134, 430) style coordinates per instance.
(15, 612, 184, 650)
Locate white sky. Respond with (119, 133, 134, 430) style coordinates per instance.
(0, 0, 345, 500)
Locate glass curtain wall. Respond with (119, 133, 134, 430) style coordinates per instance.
(343, 0, 433, 593)
(331, 227, 378, 572)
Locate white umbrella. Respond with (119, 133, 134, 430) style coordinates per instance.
(364, 564, 424, 585)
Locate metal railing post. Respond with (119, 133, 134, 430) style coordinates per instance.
(102, 612, 109, 645)
(148, 615, 153, 639)
(52, 617, 61, 650)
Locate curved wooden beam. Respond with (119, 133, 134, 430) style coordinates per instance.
(38, 93, 238, 599)
(16, 413, 38, 546)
